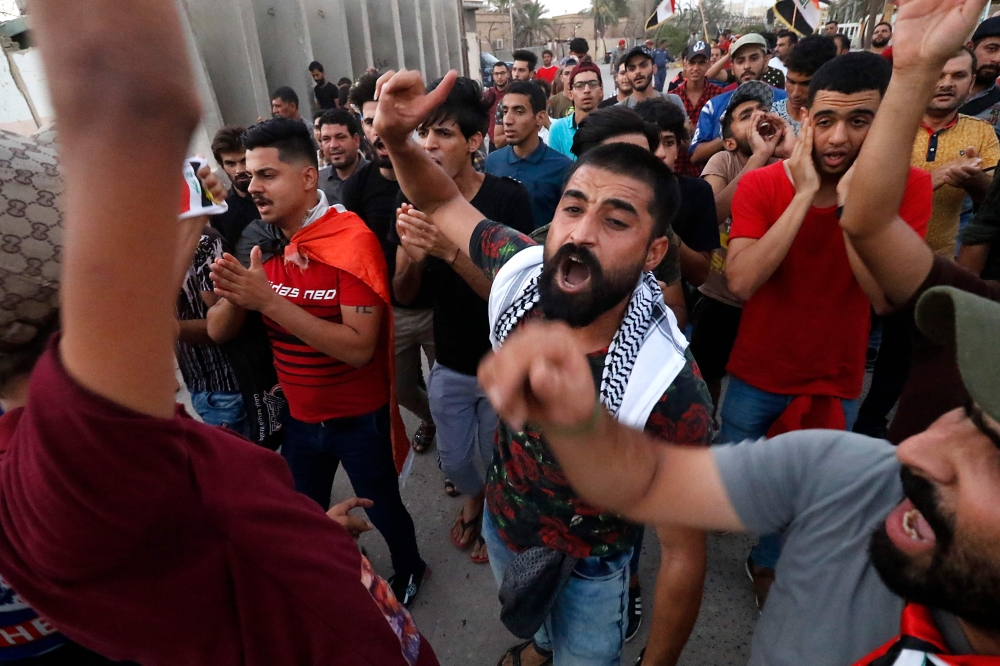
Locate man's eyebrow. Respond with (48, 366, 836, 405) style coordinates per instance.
(604, 198, 638, 215)
(966, 402, 1000, 449)
(562, 189, 588, 201)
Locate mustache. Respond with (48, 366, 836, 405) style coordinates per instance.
(900, 466, 955, 550)
(543, 243, 602, 279)
(251, 195, 272, 206)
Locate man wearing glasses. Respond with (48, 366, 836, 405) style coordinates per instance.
(548, 62, 604, 159)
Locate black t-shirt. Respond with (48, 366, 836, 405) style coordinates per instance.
(674, 175, 722, 253)
(314, 81, 340, 110)
(211, 188, 260, 251)
(342, 161, 432, 309)
(598, 96, 619, 109)
(390, 175, 533, 374)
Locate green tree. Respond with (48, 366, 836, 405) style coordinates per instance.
(589, 0, 630, 36)
(517, 1, 553, 47)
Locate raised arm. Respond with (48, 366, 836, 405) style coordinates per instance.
(374, 71, 485, 257)
(477, 321, 743, 532)
(34, 0, 202, 418)
(839, 0, 987, 307)
(726, 119, 818, 301)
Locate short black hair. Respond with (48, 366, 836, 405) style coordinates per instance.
(633, 97, 689, 144)
(308, 61, 324, 73)
(242, 118, 318, 169)
(761, 32, 777, 50)
(506, 80, 547, 115)
(874, 21, 892, 32)
(318, 108, 361, 137)
(786, 35, 838, 77)
(337, 77, 353, 87)
(566, 142, 679, 238)
(271, 86, 299, 106)
(313, 108, 326, 122)
(833, 34, 851, 52)
(570, 106, 658, 157)
(493, 61, 509, 72)
(212, 126, 247, 164)
(348, 72, 379, 109)
(721, 99, 764, 139)
(423, 76, 489, 139)
(542, 49, 553, 57)
(808, 51, 892, 106)
(776, 29, 799, 45)
(513, 49, 538, 71)
(569, 37, 589, 54)
(825, 20, 838, 27)
(532, 77, 552, 99)
(954, 46, 978, 75)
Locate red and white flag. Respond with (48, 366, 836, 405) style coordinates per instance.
(645, 0, 676, 30)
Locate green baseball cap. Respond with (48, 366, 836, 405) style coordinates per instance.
(915, 286, 1000, 423)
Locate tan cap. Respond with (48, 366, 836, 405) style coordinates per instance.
(0, 129, 63, 350)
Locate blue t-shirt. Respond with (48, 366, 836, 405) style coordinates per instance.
(690, 86, 788, 153)
(547, 115, 577, 160)
(484, 141, 572, 229)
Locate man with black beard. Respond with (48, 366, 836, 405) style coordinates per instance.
(869, 22, 893, 55)
(477, 3, 1000, 666)
(961, 17, 1000, 133)
(210, 127, 259, 249)
(375, 70, 712, 666)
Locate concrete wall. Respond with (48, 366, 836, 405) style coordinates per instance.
(367, 0, 404, 71)
(251, 0, 316, 116)
(183, 0, 270, 127)
(303, 0, 354, 83)
(441, 0, 462, 73)
(344, 0, 374, 76)
(397, 0, 426, 74)
(419, 0, 441, 79)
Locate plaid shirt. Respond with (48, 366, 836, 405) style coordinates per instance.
(675, 80, 723, 177)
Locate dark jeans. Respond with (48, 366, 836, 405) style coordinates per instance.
(281, 404, 423, 574)
(853, 312, 912, 439)
(9, 641, 132, 665)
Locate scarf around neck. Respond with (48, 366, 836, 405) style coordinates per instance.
(488, 245, 689, 429)
(854, 604, 1000, 666)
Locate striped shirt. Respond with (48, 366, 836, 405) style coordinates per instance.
(262, 256, 387, 423)
(176, 233, 240, 394)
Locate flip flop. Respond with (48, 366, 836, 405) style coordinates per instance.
(444, 478, 461, 497)
(450, 512, 480, 550)
(470, 535, 489, 565)
(495, 641, 553, 666)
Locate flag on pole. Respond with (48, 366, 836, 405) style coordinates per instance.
(772, 0, 822, 35)
(645, 0, 676, 31)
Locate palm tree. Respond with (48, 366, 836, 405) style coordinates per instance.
(589, 0, 629, 37)
(517, 1, 553, 47)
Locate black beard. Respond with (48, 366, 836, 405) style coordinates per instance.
(976, 67, 1000, 88)
(872, 37, 890, 48)
(232, 176, 251, 194)
(870, 467, 1000, 629)
(373, 153, 393, 169)
(537, 243, 642, 328)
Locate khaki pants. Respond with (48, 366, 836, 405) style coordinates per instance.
(393, 306, 435, 423)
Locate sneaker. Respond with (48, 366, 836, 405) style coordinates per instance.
(745, 556, 775, 611)
(625, 584, 642, 642)
(390, 560, 428, 608)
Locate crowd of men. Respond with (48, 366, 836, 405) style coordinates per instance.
(3, 0, 1000, 665)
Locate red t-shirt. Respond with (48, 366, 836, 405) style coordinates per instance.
(536, 65, 559, 84)
(263, 255, 388, 423)
(0, 338, 438, 666)
(727, 162, 932, 398)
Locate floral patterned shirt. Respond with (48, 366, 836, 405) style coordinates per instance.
(470, 220, 715, 558)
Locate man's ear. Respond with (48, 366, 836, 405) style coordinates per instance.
(644, 234, 669, 272)
(469, 132, 484, 154)
(304, 165, 319, 190)
(723, 136, 738, 152)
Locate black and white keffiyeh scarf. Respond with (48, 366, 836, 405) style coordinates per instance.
(489, 246, 689, 429)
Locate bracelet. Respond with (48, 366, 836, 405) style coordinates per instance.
(448, 249, 460, 265)
(542, 402, 603, 437)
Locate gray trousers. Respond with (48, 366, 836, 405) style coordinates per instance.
(427, 362, 498, 496)
(393, 306, 435, 424)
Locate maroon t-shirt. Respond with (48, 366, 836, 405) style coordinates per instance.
(0, 337, 438, 666)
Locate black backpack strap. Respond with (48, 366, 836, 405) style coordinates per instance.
(961, 85, 1000, 117)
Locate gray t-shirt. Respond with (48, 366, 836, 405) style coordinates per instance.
(713, 431, 905, 666)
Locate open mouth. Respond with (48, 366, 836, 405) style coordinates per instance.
(822, 152, 848, 168)
(557, 254, 592, 293)
(885, 498, 937, 554)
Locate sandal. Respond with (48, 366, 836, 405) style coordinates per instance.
(444, 478, 460, 497)
(411, 420, 435, 453)
(495, 640, 553, 666)
(470, 535, 489, 565)
(450, 511, 481, 550)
